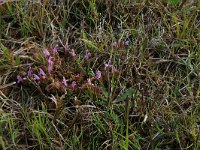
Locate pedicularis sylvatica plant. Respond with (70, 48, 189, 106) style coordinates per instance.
(16, 40, 129, 99)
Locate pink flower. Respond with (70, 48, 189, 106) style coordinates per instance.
(62, 77, 68, 86)
(87, 78, 94, 86)
(52, 46, 58, 55)
(84, 50, 91, 60)
(0, 0, 3, 5)
(69, 49, 76, 57)
(113, 41, 118, 48)
(104, 60, 117, 73)
(44, 49, 50, 57)
(125, 40, 129, 46)
(71, 81, 77, 88)
(125, 40, 130, 48)
(95, 70, 101, 79)
(16, 75, 23, 84)
(47, 57, 53, 74)
(33, 74, 40, 81)
(27, 67, 33, 77)
(38, 68, 46, 78)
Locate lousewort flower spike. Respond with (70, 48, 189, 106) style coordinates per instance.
(71, 81, 77, 88)
(125, 40, 130, 48)
(38, 68, 46, 78)
(96, 70, 101, 79)
(47, 57, 53, 74)
(87, 78, 94, 86)
(27, 67, 33, 77)
(53, 46, 58, 55)
(62, 77, 68, 86)
(33, 74, 40, 81)
(16, 75, 23, 84)
(44, 49, 50, 57)
(125, 40, 129, 46)
(113, 41, 118, 49)
(84, 50, 91, 60)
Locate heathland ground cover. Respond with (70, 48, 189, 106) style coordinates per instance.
(0, 0, 200, 149)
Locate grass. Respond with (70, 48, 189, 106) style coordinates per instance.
(0, 0, 200, 149)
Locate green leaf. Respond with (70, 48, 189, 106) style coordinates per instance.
(0, 44, 13, 62)
(15, 56, 21, 65)
(168, 0, 180, 5)
(116, 88, 136, 102)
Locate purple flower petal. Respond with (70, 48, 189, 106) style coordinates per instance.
(87, 78, 94, 86)
(125, 40, 130, 48)
(62, 77, 68, 86)
(0, 0, 4, 5)
(38, 68, 46, 78)
(69, 49, 76, 57)
(27, 67, 33, 77)
(16, 75, 23, 84)
(113, 41, 118, 48)
(33, 74, 40, 81)
(84, 50, 91, 60)
(95, 70, 101, 79)
(53, 46, 58, 55)
(44, 49, 50, 57)
(125, 40, 129, 46)
(71, 81, 77, 88)
(47, 57, 53, 74)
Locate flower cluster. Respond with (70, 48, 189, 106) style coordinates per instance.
(64, 44, 77, 58)
(113, 39, 130, 49)
(16, 75, 23, 84)
(64, 44, 92, 61)
(104, 60, 118, 74)
(43, 48, 57, 74)
(84, 50, 91, 60)
(15, 42, 121, 99)
(95, 70, 101, 79)
(16, 46, 58, 84)
(80, 70, 102, 95)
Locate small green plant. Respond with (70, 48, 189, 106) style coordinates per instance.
(168, 0, 181, 5)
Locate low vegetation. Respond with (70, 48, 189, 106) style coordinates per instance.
(0, 0, 200, 149)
